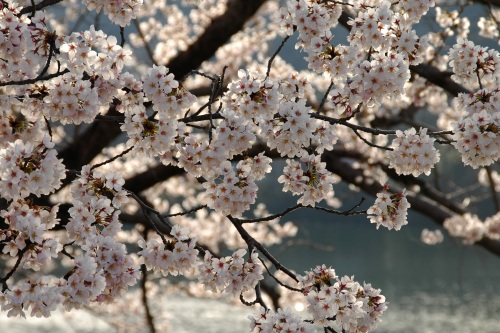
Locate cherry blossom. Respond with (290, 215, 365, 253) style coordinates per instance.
(278, 153, 335, 207)
(0, 135, 65, 200)
(421, 228, 444, 245)
(0, 0, 500, 331)
(388, 127, 440, 177)
(443, 213, 484, 245)
(198, 249, 263, 297)
(367, 185, 410, 231)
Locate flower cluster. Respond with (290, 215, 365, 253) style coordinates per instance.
(119, 96, 177, 158)
(485, 212, 500, 240)
(198, 249, 263, 297)
(0, 135, 65, 200)
(66, 198, 121, 245)
(62, 253, 106, 310)
(0, 276, 62, 318)
(1, 199, 61, 271)
(78, 236, 140, 305)
(58, 29, 133, 80)
(223, 69, 279, 123)
(449, 38, 500, 87)
(65, 166, 139, 305)
(0, 4, 48, 82)
(421, 228, 444, 245)
(455, 88, 500, 115)
(443, 213, 484, 244)
(299, 265, 387, 332)
(70, 165, 127, 209)
(451, 110, 500, 168)
(275, 0, 342, 42)
(42, 73, 99, 124)
(388, 127, 440, 177)
(211, 112, 257, 160)
(478, 17, 499, 40)
(356, 52, 411, 101)
(83, 0, 143, 26)
(435, 7, 470, 39)
(142, 65, 197, 115)
(393, 28, 430, 65)
(348, 2, 394, 52)
(67, 166, 127, 245)
(261, 100, 316, 158)
(396, 0, 435, 25)
(0, 101, 43, 148)
(367, 185, 410, 231)
(329, 51, 411, 112)
(275, 0, 342, 75)
(278, 153, 334, 207)
(138, 225, 199, 276)
(249, 307, 315, 333)
(203, 157, 271, 216)
(0, 235, 139, 317)
(443, 212, 500, 244)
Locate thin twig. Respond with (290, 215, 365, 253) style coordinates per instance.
(141, 229, 157, 333)
(258, 257, 302, 292)
(266, 35, 291, 79)
(317, 80, 334, 114)
(1, 245, 30, 292)
(44, 116, 52, 139)
(0, 69, 70, 87)
(485, 166, 500, 212)
(351, 127, 393, 151)
(133, 18, 157, 66)
(161, 205, 208, 218)
(18, 0, 63, 15)
(237, 204, 302, 224)
(61, 241, 75, 260)
(90, 146, 134, 171)
(120, 26, 125, 48)
(228, 216, 299, 282)
(127, 190, 207, 256)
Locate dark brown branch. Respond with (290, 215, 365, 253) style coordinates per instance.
(166, 0, 266, 78)
(236, 199, 366, 224)
(321, 151, 500, 256)
(266, 34, 291, 79)
(1, 244, 31, 292)
(0, 68, 69, 87)
(317, 80, 334, 114)
(58, 102, 123, 186)
(228, 216, 299, 283)
(18, 0, 63, 15)
(141, 229, 156, 333)
(485, 166, 500, 212)
(161, 205, 207, 218)
(132, 18, 157, 66)
(409, 64, 471, 96)
(90, 146, 134, 171)
(124, 164, 185, 194)
(259, 257, 302, 292)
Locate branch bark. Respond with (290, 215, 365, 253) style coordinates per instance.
(321, 151, 500, 257)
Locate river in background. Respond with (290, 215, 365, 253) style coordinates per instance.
(2, 227, 500, 333)
(3, 160, 500, 332)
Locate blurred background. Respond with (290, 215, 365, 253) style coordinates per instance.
(1, 1, 500, 332)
